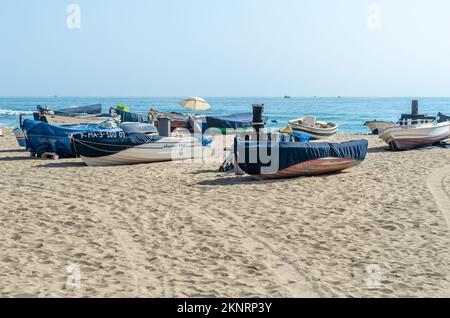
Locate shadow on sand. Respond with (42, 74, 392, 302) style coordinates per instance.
(196, 174, 340, 186)
(0, 149, 26, 153)
(37, 161, 86, 168)
(188, 168, 221, 174)
(367, 146, 391, 154)
(0, 156, 32, 162)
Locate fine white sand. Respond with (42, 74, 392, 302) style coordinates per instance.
(0, 129, 450, 298)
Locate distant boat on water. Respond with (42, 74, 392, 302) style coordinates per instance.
(284, 96, 291, 99)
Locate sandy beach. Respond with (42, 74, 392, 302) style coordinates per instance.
(0, 129, 449, 298)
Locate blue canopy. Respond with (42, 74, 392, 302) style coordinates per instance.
(206, 113, 268, 129)
(22, 119, 120, 158)
(437, 112, 450, 123)
(235, 139, 368, 175)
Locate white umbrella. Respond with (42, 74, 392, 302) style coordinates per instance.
(179, 96, 211, 111)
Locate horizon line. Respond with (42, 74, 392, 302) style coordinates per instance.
(1, 96, 450, 99)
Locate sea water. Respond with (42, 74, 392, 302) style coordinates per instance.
(1, 97, 449, 134)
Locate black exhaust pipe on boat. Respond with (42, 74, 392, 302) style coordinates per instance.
(412, 100, 419, 115)
(252, 104, 265, 134)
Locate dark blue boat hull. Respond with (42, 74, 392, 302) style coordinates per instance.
(235, 139, 368, 178)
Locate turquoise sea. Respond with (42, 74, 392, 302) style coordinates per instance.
(1, 97, 449, 133)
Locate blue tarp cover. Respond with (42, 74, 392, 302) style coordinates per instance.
(23, 119, 119, 157)
(206, 113, 268, 129)
(71, 133, 161, 158)
(115, 108, 150, 123)
(438, 112, 450, 123)
(235, 139, 368, 175)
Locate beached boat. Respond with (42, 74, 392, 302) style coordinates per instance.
(71, 132, 203, 166)
(41, 113, 119, 126)
(379, 122, 450, 150)
(288, 116, 339, 139)
(150, 109, 267, 133)
(234, 135, 368, 180)
(149, 109, 194, 132)
(53, 104, 102, 115)
(35, 104, 120, 126)
(365, 100, 437, 135)
(364, 120, 396, 135)
(22, 119, 120, 158)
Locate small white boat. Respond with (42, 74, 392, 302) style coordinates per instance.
(364, 120, 396, 135)
(72, 132, 203, 166)
(380, 122, 450, 150)
(288, 116, 339, 140)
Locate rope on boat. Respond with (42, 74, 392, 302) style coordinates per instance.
(72, 139, 140, 154)
(72, 138, 197, 155)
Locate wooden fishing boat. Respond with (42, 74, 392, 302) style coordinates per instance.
(149, 109, 193, 131)
(288, 116, 339, 139)
(234, 135, 368, 180)
(41, 113, 119, 126)
(35, 105, 120, 126)
(71, 131, 203, 166)
(379, 122, 450, 150)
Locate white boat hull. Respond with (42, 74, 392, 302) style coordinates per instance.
(81, 137, 203, 166)
(380, 122, 450, 150)
(288, 118, 339, 140)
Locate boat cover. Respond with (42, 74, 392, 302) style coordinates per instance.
(114, 108, 150, 123)
(71, 133, 161, 158)
(206, 113, 268, 129)
(119, 122, 158, 134)
(437, 112, 450, 123)
(22, 119, 119, 158)
(235, 139, 368, 175)
(54, 104, 102, 115)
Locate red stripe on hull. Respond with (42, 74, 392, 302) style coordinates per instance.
(252, 158, 362, 180)
(391, 135, 449, 150)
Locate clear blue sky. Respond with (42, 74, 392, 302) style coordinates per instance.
(0, 0, 449, 97)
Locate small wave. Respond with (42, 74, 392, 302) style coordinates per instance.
(0, 109, 34, 116)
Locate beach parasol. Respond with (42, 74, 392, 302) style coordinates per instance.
(179, 97, 211, 111)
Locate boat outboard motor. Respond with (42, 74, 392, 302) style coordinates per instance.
(158, 117, 171, 137)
